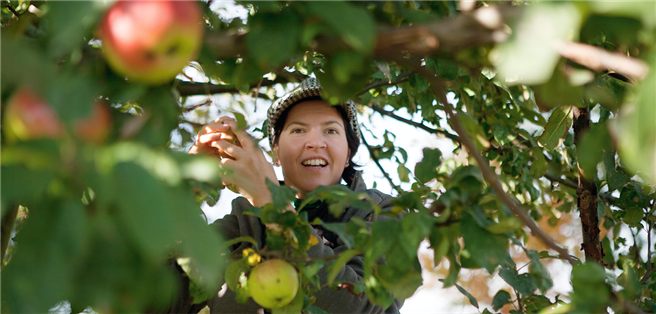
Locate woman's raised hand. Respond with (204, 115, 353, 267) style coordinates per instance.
(189, 116, 278, 208)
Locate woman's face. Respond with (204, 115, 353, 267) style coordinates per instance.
(274, 100, 350, 198)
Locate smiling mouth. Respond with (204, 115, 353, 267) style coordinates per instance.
(302, 159, 327, 168)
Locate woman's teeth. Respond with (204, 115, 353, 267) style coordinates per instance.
(302, 159, 327, 166)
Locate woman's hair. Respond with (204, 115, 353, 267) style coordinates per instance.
(271, 96, 361, 186)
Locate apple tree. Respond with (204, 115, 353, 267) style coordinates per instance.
(2, 1, 655, 313)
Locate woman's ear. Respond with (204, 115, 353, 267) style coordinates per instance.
(344, 149, 351, 168)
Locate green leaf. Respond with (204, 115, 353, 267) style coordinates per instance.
(603, 152, 629, 191)
(538, 106, 573, 151)
(614, 56, 656, 183)
(305, 305, 331, 314)
(527, 251, 553, 293)
(114, 162, 177, 258)
(266, 179, 297, 212)
(305, 1, 376, 54)
(1, 165, 55, 212)
(491, 2, 582, 85)
(455, 284, 479, 308)
(246, 9, 301, 68)
(491, 124, 517, 146)
(499, 268, 538, 296)
(529, 148, 548, 178)
(327, 249, 360, 285)
(492, 290, 512, 311)
(570, 262, 610, 312)
(426, 57, 459, 80)
(461, 213, 512, 273)
(321, 222, 354, 249)
(533, 68, 585, 110)
(577, 122, 612, 179)
(414, 148, 443, 183)
(397, 163, 411, 183)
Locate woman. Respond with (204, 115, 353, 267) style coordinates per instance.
(184, 78, 404, 313)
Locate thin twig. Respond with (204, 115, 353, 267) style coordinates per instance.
(399, 57, 578, 265)
(355, 71, 414, 97)
(361, 135, 404, 195)
(183, 99, 213, 112)
(4, 1, 21, 17)
(365, 102, 461, 142)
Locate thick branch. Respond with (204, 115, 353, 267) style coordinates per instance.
(176, 73, 306, 97)
(402, 58, 577, 265)
(203, 7, 648, 84)
(573, 106, 604, 265)
(555, 41, 649, 82)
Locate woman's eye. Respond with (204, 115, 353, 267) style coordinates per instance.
(291, 128, 304, 133)
(326, 128, 339, 134)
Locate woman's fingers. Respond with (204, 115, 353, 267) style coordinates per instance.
(212, 140, 244, 160)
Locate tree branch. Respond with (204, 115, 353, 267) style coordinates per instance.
(183, 99, 213, 112)
(176, 73, 307, 97)
(364, 102, 461, 143)
(3, 1, 21, 17)
(361, 135, 404, 195)
(401, 57, 578, 265)
(202, 6, 648, 85)
(555, 41, 649, 82)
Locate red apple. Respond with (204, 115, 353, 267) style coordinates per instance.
(97, 0, 204, 85)
(3, 87, 63, 142)
(75, 100, 112, 145)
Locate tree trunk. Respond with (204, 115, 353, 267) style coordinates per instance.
(573, 105, 604, 264)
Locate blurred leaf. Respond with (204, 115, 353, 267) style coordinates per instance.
(533, 68, 584, 110)
(491, 2, 582, 85)
(570, 262, 610, 312)
(45, 1, 105, 57)
(1, 165, 55, 213)
(538, 106, 573, 151)
(114, 162, 176, 259)
(613, 57, 656, 183)
(321, 222, 354, 249)
(414, 147, 443, 183)
(577, 122, 612, 179)
(246, 9, 301, 68)
(305, 1, 376, 54)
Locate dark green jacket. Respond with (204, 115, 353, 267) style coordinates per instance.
(159, 172, 405, 314)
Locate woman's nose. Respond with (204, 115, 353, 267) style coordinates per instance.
(305, 129, 326, 149)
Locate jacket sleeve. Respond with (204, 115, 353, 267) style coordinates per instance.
(305, 190, 404, 314)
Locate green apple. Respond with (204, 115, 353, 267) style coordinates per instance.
(3, 87, 63, 142)
(97, 0, 204, 85)
(248, 259, 299, 309)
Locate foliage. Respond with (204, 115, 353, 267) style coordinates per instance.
(2, 1, 655, 313)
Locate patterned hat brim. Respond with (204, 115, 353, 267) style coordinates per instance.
(267, 78, 361, 148)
